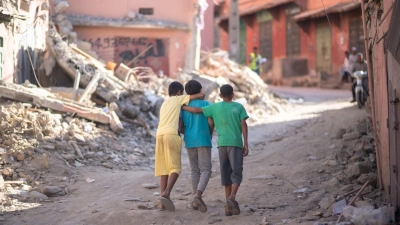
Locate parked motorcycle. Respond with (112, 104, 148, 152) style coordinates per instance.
(351, 71, 368, 109)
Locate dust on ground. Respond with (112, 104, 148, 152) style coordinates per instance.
(1, 87, 385, 225)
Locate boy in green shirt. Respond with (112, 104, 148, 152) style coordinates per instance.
(182, 84, 249, 216)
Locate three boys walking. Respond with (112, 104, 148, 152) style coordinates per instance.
(155, 80, 249, 215)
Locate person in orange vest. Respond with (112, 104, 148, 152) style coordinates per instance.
(248, 47, 266, 75)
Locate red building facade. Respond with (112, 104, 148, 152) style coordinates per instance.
(216, 0, 364, 86)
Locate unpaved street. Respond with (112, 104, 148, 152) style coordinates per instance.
(4, 87, 368, 225)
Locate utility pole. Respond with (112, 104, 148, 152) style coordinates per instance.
(185, 1, 202, 73)
(229, 0, 239, 62)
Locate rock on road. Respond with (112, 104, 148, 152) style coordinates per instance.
(4, 87, 366, 225)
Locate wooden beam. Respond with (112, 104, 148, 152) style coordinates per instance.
(78, 73, 101, 103)
(72, 70, 81, 101)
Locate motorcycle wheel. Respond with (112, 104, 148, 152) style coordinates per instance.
(356, 91, 363, 109)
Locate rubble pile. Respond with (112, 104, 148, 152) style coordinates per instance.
(302, 118, 393, 225)
(197, 50, 288, 122)
(0, 100, 156, 205)
(46, 24, 167, 131)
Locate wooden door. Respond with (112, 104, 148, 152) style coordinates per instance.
(387, 51, 400, 210)
(316, 21, 332, 74)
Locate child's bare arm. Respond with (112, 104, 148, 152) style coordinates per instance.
(182, 105, 203, 113)
(241, 119, 249, 157)
(179, 118, 184, 135)
(189, 93, 205, 100)
(208, 117, 214, 136)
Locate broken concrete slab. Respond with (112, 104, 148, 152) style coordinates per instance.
(343, 132, 362, 141)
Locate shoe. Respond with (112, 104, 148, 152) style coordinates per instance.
(350, 99, 356, 103)
(226, 198, 240, 215)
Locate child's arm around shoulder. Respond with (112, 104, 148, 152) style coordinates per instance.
(182, 105, 203, 113)
(189, 93, 205, 100)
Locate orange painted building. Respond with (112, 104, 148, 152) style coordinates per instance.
(57, 0, 214, 78)
(216, 0, 364, 85)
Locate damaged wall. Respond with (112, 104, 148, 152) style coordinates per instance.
(364, 0, 392, 196)
(50, 0, 199, 78)
(0, 0, 49, 84)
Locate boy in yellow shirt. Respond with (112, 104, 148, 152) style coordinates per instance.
(155, 81, 205, 211)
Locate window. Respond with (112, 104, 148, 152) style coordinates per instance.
(349, 17, 365, 55)
(257, 10, 273, 60)
(286, 4, 301, 57)
(139, 8, 154, 15)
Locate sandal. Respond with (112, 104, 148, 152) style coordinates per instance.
(191, 201, 198, 210)
(194, 196, 207, 213)
(227, 198, 240, 215)
(225, 209, 233, 216)
(159, 197, 175, 211)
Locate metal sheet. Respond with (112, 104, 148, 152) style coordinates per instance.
(316, 21, 331, 74)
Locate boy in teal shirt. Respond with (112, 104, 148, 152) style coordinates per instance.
(182, 84, 249, 216)
(181, 80, 214, 213)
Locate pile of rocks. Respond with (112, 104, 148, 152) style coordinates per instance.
(308, 118, 390, 224)
(190, 50, 288, 123)
(0, 99, 157, 208)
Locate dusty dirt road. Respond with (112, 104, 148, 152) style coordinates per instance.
(4, 87, 367, 225)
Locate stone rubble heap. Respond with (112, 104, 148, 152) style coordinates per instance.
(193, 50, 288, 123)
(294, 118, 393, 225)
(0, 100, 156, 207)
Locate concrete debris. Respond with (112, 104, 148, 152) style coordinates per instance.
(193, 50, 289, 122)
(343, 132, 362, 141)
(54, 1, 69, 14)
(29, 191, 49, 200)
(41, 186, 66, 197)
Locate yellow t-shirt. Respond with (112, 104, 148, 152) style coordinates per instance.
(156, 95, 190, 136)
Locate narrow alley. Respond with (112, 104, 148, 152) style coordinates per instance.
(3, 88, 380, 225)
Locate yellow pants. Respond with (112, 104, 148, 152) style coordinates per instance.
(155, 134, 182, 176)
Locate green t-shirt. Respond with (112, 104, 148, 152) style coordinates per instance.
(202, 101, 249, 148)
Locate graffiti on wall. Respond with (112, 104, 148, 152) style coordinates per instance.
(84, 37, 169, 75)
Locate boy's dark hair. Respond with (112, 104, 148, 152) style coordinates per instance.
(168, 81, 184, 96)
(220, 84, 233, 97)
(185, 80, 202, 95)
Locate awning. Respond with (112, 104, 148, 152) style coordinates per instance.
(294, 1, 360, 22)
(217, 0, 293, 22)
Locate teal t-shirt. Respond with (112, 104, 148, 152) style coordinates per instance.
(202, 101, 249, 148)
(182, 99, 212, 148)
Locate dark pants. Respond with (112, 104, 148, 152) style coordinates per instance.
(351, 77, 356, 100)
